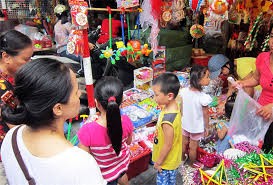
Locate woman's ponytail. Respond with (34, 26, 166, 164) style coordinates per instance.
(106, 96, 123, 156)
(1, 103, 28, 126)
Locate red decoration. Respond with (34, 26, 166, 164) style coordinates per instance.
(191, 0, 198, 11)
(151, 0, 163, 19)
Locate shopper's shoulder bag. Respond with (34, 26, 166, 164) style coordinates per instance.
(12, 126, 36, 185)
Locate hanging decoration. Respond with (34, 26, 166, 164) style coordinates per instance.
(140, 0, 160, 53)
(261, 34, 270, 51)
(170, 0, 185, 23)
(189, 0, 203, 12)
(70, 1, 89, 29)
(116, 0, 140, 9)
(151, 0, 163, 20)
(244, 12, 263, 51)
(99, 7, 152, 64)
(67, 30, 84, 56)
(160, 1, 172, 28)
(190, 24, 205, 39)
(211, 0, 228, 15)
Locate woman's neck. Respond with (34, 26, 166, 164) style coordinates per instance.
(22, 121, 72, 158)
(26, 119, 65, 136)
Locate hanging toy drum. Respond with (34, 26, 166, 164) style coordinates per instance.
(190, 24, 205, 39)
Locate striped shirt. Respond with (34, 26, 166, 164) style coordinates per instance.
(78, 115, 133, 182)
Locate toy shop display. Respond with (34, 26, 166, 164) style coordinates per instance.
(121, 104, 153, 128)
(134, 126, 156, 150)
(129, 141, 146, 158)
(175, 71, 190, 88)
(33, 33, 53, 50)
(134, 67, 153, 90)
(152, 46, 166, 78)
(127, 141, 151, 179)
(123, 88, 153, 102)
(137, 97, 161, 119)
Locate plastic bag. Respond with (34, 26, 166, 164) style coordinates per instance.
(227, 89, 273, 146)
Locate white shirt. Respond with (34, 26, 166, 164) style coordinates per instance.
(180, 87, 212, 133)
(1, 126, 107, 185)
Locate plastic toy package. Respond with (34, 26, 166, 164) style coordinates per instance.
(67, 30, 84, 56)
(137, 97, 161, 119)
(123, 88, 153, 102)
(121, 105, 153, 128)
(175, 72, 190, 88)
(228, 89, 273, 146)
(70, 2, 89, 29)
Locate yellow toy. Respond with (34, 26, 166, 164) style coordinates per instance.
(141, 44, 152, 56)
(199, 160, 228, 185)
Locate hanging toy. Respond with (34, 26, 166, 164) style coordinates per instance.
(189, 0, 203, 12)
(190, 24, 205, 39)
(116, 41, 127, 56)
(99, 7, 119, 65)
(70, 1, 89, 29)
(141, 44, 152, 56)
(99, 46, 120, 65)
(100, 47, 113, 59)
(211, 0, 228, 15)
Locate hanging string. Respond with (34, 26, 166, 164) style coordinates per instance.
(120, 13, 125, 43)
(127, 13, 131, 40)
(107, 6, 112, 48)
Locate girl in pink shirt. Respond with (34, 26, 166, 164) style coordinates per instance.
(78, 76, 133, 185)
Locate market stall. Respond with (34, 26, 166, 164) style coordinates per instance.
(2, 0, 273, 184)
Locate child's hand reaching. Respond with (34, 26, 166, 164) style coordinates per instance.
(154, 162, 162, 172)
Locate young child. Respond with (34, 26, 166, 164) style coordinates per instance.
(181, 65, 212, 167)
(78, 76, 133, 185)
(152, 73, 182, 185)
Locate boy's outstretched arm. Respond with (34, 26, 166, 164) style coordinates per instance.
(154, 123, 174, 172)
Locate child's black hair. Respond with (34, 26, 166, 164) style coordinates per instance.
(152, 72, 180, 98)
(225, 93, 236, 119)
(94, 76, 123, 156)
(190, 65, 208, 91)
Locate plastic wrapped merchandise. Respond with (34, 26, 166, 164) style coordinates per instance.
(227, 89, 273, 147)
